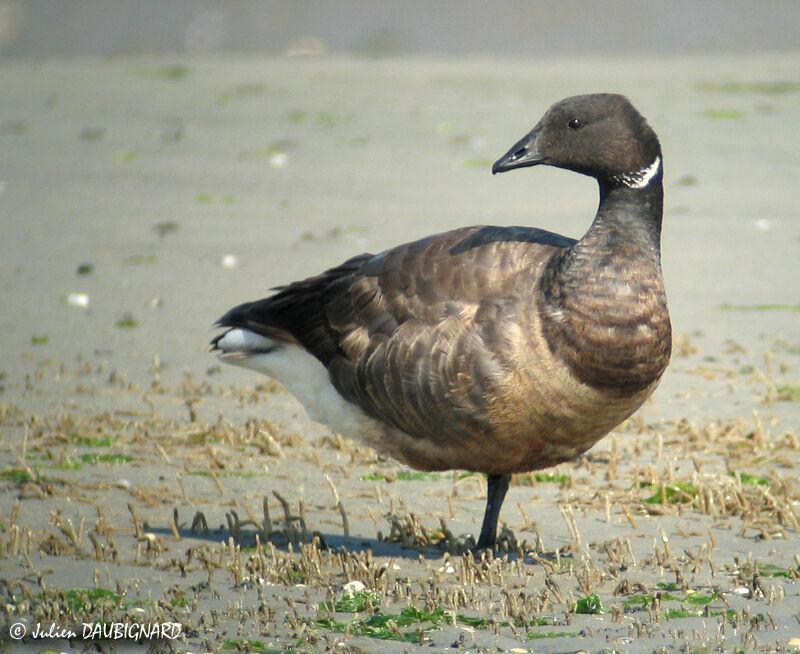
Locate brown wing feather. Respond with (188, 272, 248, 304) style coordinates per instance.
(217, 226, 567, 451)
(319, 227, 564, 445)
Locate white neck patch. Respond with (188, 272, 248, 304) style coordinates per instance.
(613, 156, 661, 189)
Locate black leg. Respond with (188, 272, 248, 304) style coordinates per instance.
(475, 473, 511, 550)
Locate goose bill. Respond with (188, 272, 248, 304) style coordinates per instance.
(492, 130, 545, 174)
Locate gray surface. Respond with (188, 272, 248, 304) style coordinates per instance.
(1, 1, 800, 58)
(1, 54, 799, 653)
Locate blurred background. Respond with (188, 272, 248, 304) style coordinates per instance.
(1, 0, 797, 392)
(1, 0, 799, 59)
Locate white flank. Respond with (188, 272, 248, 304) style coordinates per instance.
(215, 328, 391, 443)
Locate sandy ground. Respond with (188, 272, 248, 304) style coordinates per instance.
(1, 54, 799, 653)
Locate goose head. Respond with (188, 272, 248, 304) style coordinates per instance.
(493, 93, 662, 188)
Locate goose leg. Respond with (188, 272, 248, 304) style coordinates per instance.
(475, 473, 511, 550)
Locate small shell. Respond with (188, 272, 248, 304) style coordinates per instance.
(342, 580, 366, 593)
(269, 152, 288, 168)
(219, 254, 238, 269)
(66, 292, 90, 308)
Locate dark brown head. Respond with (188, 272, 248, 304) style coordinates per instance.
(493, 94, 662, 188)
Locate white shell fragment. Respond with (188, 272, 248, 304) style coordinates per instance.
(219, 254, 238, 269)
(269, 152, 289, 168)
(342, 580, 366, 593)
(66, 292, 90, 308)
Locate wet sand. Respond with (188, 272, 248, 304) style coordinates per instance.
(1, 54, 799, 653)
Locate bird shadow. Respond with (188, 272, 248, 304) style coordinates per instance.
(144, 523, 472, 560)
(143, 519, 532, 563)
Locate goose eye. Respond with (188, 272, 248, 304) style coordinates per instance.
(568, 118, 583, 130)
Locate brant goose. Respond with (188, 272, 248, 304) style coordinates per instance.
(212, 93, 671, 550)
